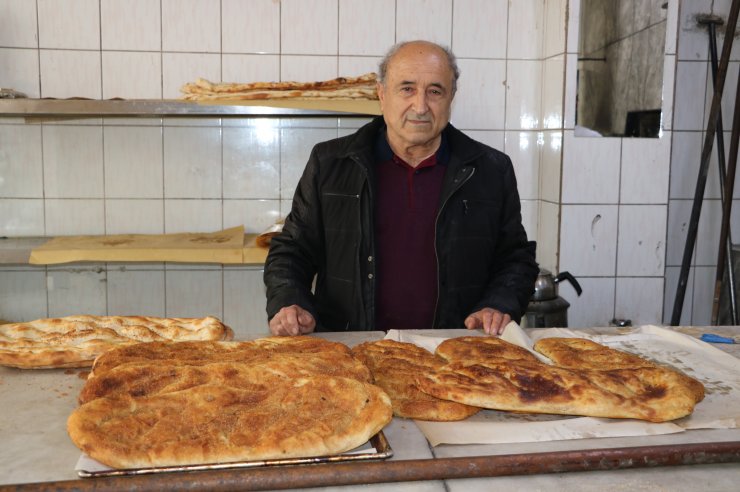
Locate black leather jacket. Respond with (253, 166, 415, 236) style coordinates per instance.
(264, 117, 538, 331)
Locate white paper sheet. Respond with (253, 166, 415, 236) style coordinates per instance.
(387, 325, 740, 446)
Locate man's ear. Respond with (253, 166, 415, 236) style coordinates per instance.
(376, 81, 385, 107)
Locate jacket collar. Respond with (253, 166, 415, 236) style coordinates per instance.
(345, 115, 485, 167)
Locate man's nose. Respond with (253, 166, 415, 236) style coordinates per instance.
(413, 91, 429, 114)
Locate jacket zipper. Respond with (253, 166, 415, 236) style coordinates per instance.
(350, 155, 373, 330)
(431, 165, 476, 328)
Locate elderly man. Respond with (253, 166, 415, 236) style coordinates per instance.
(264, 40, 538, 336)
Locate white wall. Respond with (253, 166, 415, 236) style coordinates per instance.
(0, 0, 570, 335)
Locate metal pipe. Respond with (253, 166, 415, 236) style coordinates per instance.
(4, 441, 740, 491)
(706, 19, 739, 324)
(671, 0, 740, 325)
(712, 59, 740, 324)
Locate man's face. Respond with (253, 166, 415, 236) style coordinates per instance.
(377, 43, 455, 150)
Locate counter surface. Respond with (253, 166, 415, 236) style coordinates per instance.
(1, 327, 739, 491)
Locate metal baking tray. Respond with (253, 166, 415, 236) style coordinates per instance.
(77, 431, 392, 478)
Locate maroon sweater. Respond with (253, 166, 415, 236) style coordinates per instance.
(374, 133, 448, 331)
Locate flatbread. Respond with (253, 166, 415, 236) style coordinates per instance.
(180, 73, 379, 101)
(533, 337, 658, 370)
(351, 340, 480, 421)
(435, 336, 542, 364)
(79, 350, 372, 404)
(414, 336, 705, 422)
(415, 359, 704, 422)
(68, 376, 392, 468)
(89, 336, 350, 376)
(0, 315, 232, 369)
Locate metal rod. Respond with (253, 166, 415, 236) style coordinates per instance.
(712, 63, 740, 324)
(4, 441, 740, 492)
(707, 21, 739, 324)
(671, 0, 740, 325)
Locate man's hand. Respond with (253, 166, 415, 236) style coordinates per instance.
(269, 305, 316, 336)
(464, 308, 511, 336)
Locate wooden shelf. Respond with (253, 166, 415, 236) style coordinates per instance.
(0, 235, 268, 266)
(0, 98, 380, 119)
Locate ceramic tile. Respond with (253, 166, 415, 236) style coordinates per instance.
(465, 131, 505, 151)
(505, 60, 542, 130)
(536, 200, 560, 272)
(0, 0, 38, 47)
(338, 0, 395, 56)
(39, 50, 102, 99)
(615, 277, 665, 326)
(559, 204, 618, 276)
(107, 269, 166, 317)
(663, 265, 694, 325)
(452, 59, 506, 130)
(223, 126, 280, 199)
(163, 127, 221, 199)
(281, 0, 338, 55)
(280, 198, 293, 217)
(665, 198, 693, 267)
(280, 56, 338, 83)
(163, 199, 222, 233)
(37, 0, 99, 49)
(165, 270, 223, 318)
(223, 199, 280, 234)
(222, 55, 280, 84)
(280, 128, 337, 200)
(452, 0, 507, 58)
(222, 0, 280, 54)
(102, 51, 162, 99)
(104, 126, 164, 199)
(661, 54, 676, 131)
(162, 0, 220, 53)
(44, 199, 105, 236)
(395, 0, 453, 46)
(42, 125, 104, 199)
(0, 125, 43, 198)
(162, 53, 221, 99)
(717, 61, 739, 132)
(676, 0, 712, 61)
(504, 131, 539, 200)
(543, 0, 567, 58)
(338, 56, 383, 79)
(709, 130, 734, 200)
(617, 205, 667, 276)
(695, 198, 721, 266)
(620, 135, 671, 204)
(101, 0, 161, 51)
(669, 131, 703, 200)
(672, 61, 708, 131)
(691, 265, 715, 325)
(542, 55, 565, 129)
(223, 268, 270, 339)
(0, 199, 44, 236)
(561, 131, 621, 204)
(0, 270, 47, 322)
(539, 130, 563, 203)
(561, 277, 616, 329)
(520, 199, 538, 242)
(0, 48, 40, 98)
(664, 0, 679, 56)
(105, 199, 164, 234)
(507, 0, 543, 59)
(47, 269, 107, 317)
(566, 0, 580, 54)
(714, 0, 740, 61)
(563, 53, 577, 129)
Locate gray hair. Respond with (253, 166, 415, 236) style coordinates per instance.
(377, 40, 460, 93)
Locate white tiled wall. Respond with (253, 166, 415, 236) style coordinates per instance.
(0, 0, 561, 334)
(558, 0, 680, 327)
(11, 0, 705, 333)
